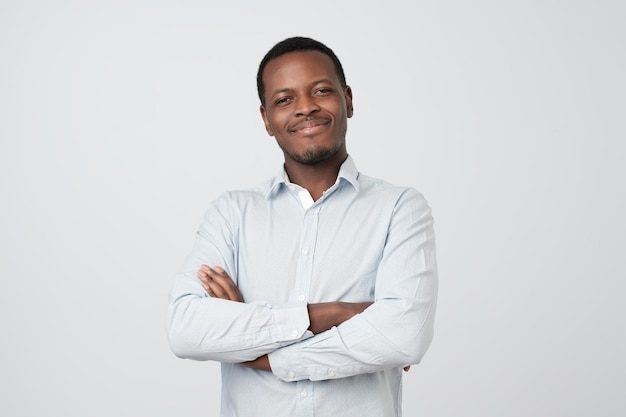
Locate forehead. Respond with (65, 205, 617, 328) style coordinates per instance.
(262, 50, 339, 91)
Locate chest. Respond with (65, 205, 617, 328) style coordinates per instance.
(233, 199, 391, 304)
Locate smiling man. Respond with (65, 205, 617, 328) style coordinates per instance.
(167, 36, 438, 417)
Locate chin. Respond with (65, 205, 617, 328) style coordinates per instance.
(288, 145, 341, 165)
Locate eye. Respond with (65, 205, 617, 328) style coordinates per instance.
(314, 87, 333, 95)
(275, 96, 292, 106)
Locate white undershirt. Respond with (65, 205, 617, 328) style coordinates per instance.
(283, 171, 340, 210)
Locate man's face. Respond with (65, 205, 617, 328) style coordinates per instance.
(260, 50, 353, 165)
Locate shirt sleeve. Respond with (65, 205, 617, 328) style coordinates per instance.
(166, 193, 312, 363)
(268, 188, 438, 381)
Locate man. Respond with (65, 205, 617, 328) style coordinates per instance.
(167, 36, 438, 417)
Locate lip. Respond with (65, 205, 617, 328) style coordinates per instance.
(289, 118, 330, 135)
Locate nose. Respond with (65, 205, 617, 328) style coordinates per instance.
(295, 95, 320, 117)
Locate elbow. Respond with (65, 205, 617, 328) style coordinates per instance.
(404, 326, 435, 365)
(167, 321, 194, 360)
(166, 296, 239, 362)
(167, 323, 215, 361)
(400, 311, 436, 365)
(167, 326, 195, 360)
(166, 300, 207, 360)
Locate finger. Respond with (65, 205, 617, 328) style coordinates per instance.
(197, 269, 209, 289)
(204, 267, 241, 301)
(198, 266, 224, 289)
(198, 266, 230, 299)
(206, 267, 243, 302)
(198, 265, 243, 302)
(206, 278, 230, 300)
(197, 268, 214, 294)
(197, 267, 210, 283)
(199, 264, 213, 277)
(205, 286, 216, 297)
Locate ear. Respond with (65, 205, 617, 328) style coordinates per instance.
(344, 86, 354, 118)
(260, 105, 274, 136)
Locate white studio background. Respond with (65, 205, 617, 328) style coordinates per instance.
(1, 1, 624, 416)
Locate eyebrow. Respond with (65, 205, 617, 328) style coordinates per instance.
(270, 79, 336, 96)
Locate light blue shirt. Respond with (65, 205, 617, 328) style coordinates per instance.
(167, 156, 438, 417)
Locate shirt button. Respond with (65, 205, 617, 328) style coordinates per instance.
(246, 339, 253, 346)
(301, 248, 309, 256)
(287, 370, 295, 378)
(298, 294, 305, 302)
(300, 390, 307, 398)
(291, 329, 299, 338)
(328, 369, 336, 377)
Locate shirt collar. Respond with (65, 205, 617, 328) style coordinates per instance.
(263, 155, 360, 200)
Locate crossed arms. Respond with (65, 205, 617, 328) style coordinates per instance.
(197, 264, 376, 371)
(167, 188, 437, 382)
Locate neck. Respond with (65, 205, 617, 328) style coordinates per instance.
(284, 151, 348, 201)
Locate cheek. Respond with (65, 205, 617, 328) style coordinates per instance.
(263, 112, 283, 136)
(330, 100, 347, 118)
(263, 117, 274, 135)
(270, 114, 290, 133)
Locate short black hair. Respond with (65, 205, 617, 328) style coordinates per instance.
(256, 36, 347, 105)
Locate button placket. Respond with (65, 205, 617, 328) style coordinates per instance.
(293, 207, 319, 304)
(296, 380, 314, 414)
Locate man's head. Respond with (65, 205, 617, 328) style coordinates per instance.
(256, 36, 347, 106)
(257, 37, 353, 166)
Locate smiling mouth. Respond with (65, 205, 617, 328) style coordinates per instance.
(290, 119, 330, 135)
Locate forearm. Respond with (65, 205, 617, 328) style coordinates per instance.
(307, 302, 373, 334)
(269, 294, 437, 381)
(168, 197, 315, 362)
(167, 274, 312, 362)
(178, 264, 371, 364)
(234, 301, 372, 372)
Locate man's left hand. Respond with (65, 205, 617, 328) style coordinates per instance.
(197, 264, 244, 302)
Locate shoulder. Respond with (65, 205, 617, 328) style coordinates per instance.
(358, 173, 428, 202)
(356, 173, 432, 219)
(206, 177, 277, 213)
